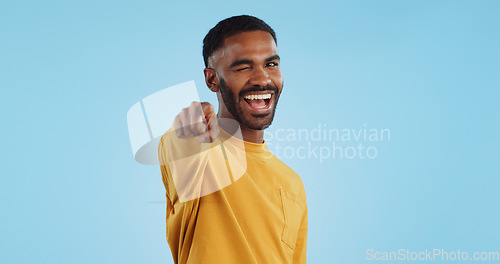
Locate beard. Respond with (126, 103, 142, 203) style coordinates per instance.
(218, 77, 281, 130)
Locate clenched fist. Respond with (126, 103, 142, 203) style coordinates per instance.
(174, 101, 219, 143)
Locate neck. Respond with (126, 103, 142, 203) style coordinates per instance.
(240, 125, 265, 143)
(217, 116, 264, 144)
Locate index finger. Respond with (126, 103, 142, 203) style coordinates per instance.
(201, 103, 215, 118)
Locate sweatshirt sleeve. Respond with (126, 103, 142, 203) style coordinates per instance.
(158, 127, 246, 204)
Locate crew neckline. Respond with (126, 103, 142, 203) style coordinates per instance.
(218, 126, 270, 153)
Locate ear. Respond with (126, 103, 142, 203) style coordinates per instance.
(204, 68, 219, 92)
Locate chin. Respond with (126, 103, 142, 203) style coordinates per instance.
(242, 113, 275, 130)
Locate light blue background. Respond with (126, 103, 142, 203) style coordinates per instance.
(1, 0, 498, 263)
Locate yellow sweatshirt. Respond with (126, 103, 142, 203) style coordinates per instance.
(158, 126, 307, 264)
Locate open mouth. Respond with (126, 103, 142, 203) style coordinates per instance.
(242, 93, 272, 110)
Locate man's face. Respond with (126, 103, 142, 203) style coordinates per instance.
(209, 30, 283, 130)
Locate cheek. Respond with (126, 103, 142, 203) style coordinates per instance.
(224, 81, 246, 97)
(271, 71, 283, 84)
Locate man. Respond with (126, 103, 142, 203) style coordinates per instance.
(158, 15, 307, 264)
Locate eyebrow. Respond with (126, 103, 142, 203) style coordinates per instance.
(266, 55, 281, 62)
(229, 55, 281, 68)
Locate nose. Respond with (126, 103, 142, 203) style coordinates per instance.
(249, 66, 271, 87)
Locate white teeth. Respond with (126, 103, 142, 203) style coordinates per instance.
(243, 94, 272, 100)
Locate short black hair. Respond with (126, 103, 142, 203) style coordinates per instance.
(202, 15, 277, 67)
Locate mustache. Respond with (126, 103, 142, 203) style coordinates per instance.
(239, 85, 279, 98)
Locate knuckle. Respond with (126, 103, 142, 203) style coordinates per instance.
(190, 123, 203, 135)
(197, 123, 207, 133)
(190, 123, 199, 131)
